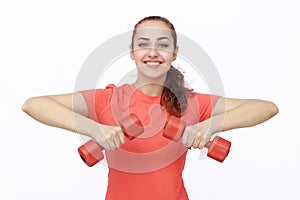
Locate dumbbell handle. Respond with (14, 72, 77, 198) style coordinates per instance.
(164, 116, 231, 162)
(78, 113, 144, 167)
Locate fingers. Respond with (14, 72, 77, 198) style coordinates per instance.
(96, 125, 125, 151)
(192, 133, 209, 149)
(182, 124, 211, 149)
(119, 131, 126, 145)
(182, 126, 196, 147)
(106, 126, 125, 150)
(191, 133, 201, 148)
(112, 127, 126, 149)
(181, 128, 189, 147)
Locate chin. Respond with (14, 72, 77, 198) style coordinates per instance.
(139, 65, 170, 80)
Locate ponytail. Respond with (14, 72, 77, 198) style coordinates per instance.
(160, 66, 193, 117)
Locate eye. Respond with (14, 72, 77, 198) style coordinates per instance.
(138, 43, 148, 48)
(158, 44, 169, 48)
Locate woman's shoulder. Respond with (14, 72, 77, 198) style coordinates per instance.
(189, 90, 220, 98)
(187, 91, 220, 107)
(86, 83, 132, 93)
(105, 83, 133, 90)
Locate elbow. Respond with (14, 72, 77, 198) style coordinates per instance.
(22, 98, 34, 114)
(267, 101, 279, 118)
(22, 97, 41, 114)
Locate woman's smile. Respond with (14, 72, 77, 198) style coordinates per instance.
(143, 60, 163, 68)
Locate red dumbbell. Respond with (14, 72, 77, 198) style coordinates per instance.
(78, 113, 144, 167)
(163, 116, 231, 162)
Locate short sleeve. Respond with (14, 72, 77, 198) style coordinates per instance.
(195, 93, 220, 122)
(80, 84, 116, 121)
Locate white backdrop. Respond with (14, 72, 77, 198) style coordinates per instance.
(1, 0, 299, 199)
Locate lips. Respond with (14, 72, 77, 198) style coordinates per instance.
(143, 60, 163, 68)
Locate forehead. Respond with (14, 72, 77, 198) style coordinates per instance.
(134, 20, 174, 40)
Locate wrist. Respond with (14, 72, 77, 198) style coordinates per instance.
(85, 120, 103, 140)
(73, 112, 102, 139)
(207, 114, 225, 134)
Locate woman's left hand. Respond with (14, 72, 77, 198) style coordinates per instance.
(182, 119, 213, 149)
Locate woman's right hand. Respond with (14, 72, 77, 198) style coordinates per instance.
(91, 124, 125, 151)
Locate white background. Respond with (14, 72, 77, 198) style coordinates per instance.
(1, 0, 299, 199)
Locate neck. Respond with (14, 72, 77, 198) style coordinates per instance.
(133, 76, 166, 96)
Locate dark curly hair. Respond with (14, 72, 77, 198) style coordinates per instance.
(132, 16, 193, 117)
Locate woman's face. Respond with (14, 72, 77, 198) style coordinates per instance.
(130, 20, 178, 80)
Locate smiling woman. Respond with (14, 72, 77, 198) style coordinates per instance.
(130, 20, 177, 83)
(22, 16, 278, 200)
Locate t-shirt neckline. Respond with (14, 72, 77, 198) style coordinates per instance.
(129, 84, 162, 102)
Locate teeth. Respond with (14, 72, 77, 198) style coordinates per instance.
(146, 62, 160, 65)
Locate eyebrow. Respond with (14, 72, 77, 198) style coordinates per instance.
(137, 37, 150, 41)
(137, 37, 170, 41)
(157, 37, 170, 41)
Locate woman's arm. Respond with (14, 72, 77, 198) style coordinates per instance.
(211, 98, 279, 132)
(182, 97, 279, 148)
(22, 93, 124, 150)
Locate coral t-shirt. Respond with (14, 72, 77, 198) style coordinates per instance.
(81, 84, 219, 200)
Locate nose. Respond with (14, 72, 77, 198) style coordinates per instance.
(148, 46, 159, 58)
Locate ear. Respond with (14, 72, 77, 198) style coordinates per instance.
(129, 44, 135, 60)
(172, 45, 179, 61)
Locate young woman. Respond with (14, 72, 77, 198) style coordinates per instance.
(22, 16, 278, 199)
